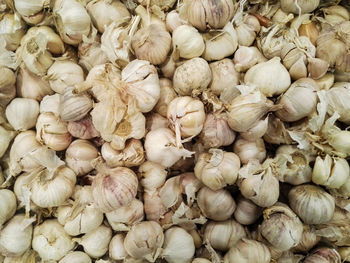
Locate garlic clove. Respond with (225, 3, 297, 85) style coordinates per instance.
(138, 161, 167, 192)
(233, 46, 267, 73)
(79, 225, 112, 259)
(166, 10, 187, 33)
(67, 114, 100, 139)
(5, 98, 39, 131)
(307, 57, 329, 80)
(233, 137, 266, 164)
(109, 234, 128, 261)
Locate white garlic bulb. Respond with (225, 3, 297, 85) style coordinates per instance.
(233, 46, 267, 73)
(240, 117, 269, 141)
(172, 25, 205, 59)
(5, 98, 39, 131)
(235, 15, 261, 47)
(166, 10, 187, 32)
(0, 13, 26, 51)
(59, 251, 92, 263)
(144, 190, 168, 222)
(39, 93, 61, 115)
(80, 225, 112, 258)
(109, 234, 128, 261)
(233, 137, 266, 164)
(155, 78, 176, 117)
(138, 161, 167, 193)
(234, 195, 262, 225)
(327, 82, 350, 124)
(0, 189, 16, 226)
(224, 239, 271, 263)
(281, 0, 320, 14)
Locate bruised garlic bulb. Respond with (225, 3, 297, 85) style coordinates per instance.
(138, 161, 167, 192)
(0, 67, 16, 107)
(59, 252, 92, 263)
(0, 189, 16, 226)
(5, 98, 39, 131)
(32, 219, 74, 261)
(173, 57, 212, 96)
(204, 219, 246, 251)
(224, 239, 271, 263)
(92, 165, 138, 212)
(67, 115, 100, 139)
(235, 15, 261, 47)
(233, 137, 266, 164)
(289, 184, 335, 224)
(197, 187, 236, 221)
(303, 247, 341, 263)
(327, 83, 350, 124)
(234, 195, 262, 225)
(109, 234, 128, 261)
(209, 59, 239, 96)
(281, 0, 320, 14)
(79, 225, 112, 258)
(0, 214, 34, 257)
(124, 221, 164, 262)
(244, 57, 291, 97)
(172, 25, 204, 59)
(162, 227, 195, 263)
(194, 149, 240, 191)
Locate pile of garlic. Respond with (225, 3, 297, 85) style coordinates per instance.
(1, 0, 350, 262)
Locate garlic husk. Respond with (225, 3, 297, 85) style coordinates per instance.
(233, 46, 267, 73)
(195, 149, 240, 191)
(235, 15, 261, 47)
(292, 225, 321, 253)
(154, 78, 176, 117)
(67, 114, 100, 140)
(209, 59, 240, 96)
(224, 239, 271, 263)
(16, 64, 53, 101)
(92, 164, 138, 212)
(197, 187, 236, 221)
(59, 251, 92, 263)
(53, 0, 91, 45)
(173, 57, 212, 96)
(0, 214, 34, 257)
(0, 189, 16, 226)
(32, 219, 75, 261)
(124, 221, 164, 262)
(161, 226, 195, 263)
(106, 199, 144, 231)
(138, 161, 167, 193)
(0, 67, 16, 107)
(326, 82, 350, 124)
(36, 112, 72, 151)
(131, 23, 171, 65)
(244, 57, 291, 97)
(202, 22, 238, 61)
(86, 0, 130, 33)
(79, 225, 112, 258)
(233, 195, 262, 225)
(172, 25, 204, 59)
(14, 0, 48, 25)
(280, 0, 320, 14)
(0, 13, 26, 51)
(109, 234, 128, 261)
(5, 98, 39, 131)
(204, 219, 246, 251)
(233, 137, 266, 164)
(289, 184, 335, 224)
(303, 247, 341, 263)
(263, 114, 293, 145)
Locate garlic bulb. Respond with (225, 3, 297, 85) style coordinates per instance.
(224, 239, 271, 263)
(235, 15, 261, 47)
(106, 199, 144, 231)
(0, 214, 34, 257)
(145, 128, 193, 168)
(173, 57, 212, 96)
(292, 225, 320, 252)
(289, 184, 335, 224)
(14, 0, 48, 24)
(36, 112, 72, 151)
(53, 0, 91, 45)
(0, 125, 15, 159)
(5, 98, 39, 131)
(0, 189, 16, 226)
(327, 82, 350, 124)
(323, 5, 350, 24)
(92, 165, 138, 212)
(240, 117, 268, 141)
(68, 115, 100, 140)
(154, 78, 176, 117)
(40, 93, 61, 115)
(181, 0, 234, 31)
(144, 190, 168, 222)
(32, 219, 75, 261)
(234, 195, 262, 225)
(281, 0, 320, 14)
(167, 96, 206, 138)
(195, 149, 240, 191)
(109, 234, 128, 261)
(146, 113, 169, 133)
(244, 57, 291, 97)
(86, 0, 130, 33)
(233, 137, 266, 164)
(0, 67, 16, 107)
(202, 22, 238, 61)
(138, 161, 167, 192)
(204, 219, 246, 251)
(124, 221, 164, 262)
(80, 225, 112, 258)
(172, 25, 204, 59)
(260, 203, 303, 251)
(0, 13, 26, 51)
(162, 227, 195, 263)
(303, 247, 341, 263)
(59, 252, 92, 263)
(166, 10, 187, 32)
(197, 187, 236, 221)
(131, 24, 171, 65)
(233, 46, 267, 73)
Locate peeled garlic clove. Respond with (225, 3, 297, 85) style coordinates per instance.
(67, 114, 100, 139)
(5, 98, 39, 131)
(109, 234, 128, 261)
(303, 247, 341, 263)
(224, 239, 271, 263)
(0, 189, 16, 226)
(172, 24, 204, 59)
(307, 57, 329, 80)
(32, 219, 75, 261)
(124, 221, 164, 262)
(197, 187, 236, 221)
(233, 137, 266, 164)
(80, 225, 112, 259)
(59, 251, 92, 263)
(0, 67, 17, 107)
(173, 57, 212, 96)
(244, 57, 291, 97)
(280, 0, 320, 14)
(233, 46, 267, 73)
(138, 161, 167, 192)
(289, 184, 335, 224)
(234, 195, 262, 225)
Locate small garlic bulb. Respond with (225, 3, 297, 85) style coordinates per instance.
(109, 234, 128, 261)
(131, 24, 171, 65)
(0, 189, 16, 226)
(260, 203, 303, 251)
(289, 184, 335, 224)
(233, 137, 266, 164)
(92, 165, 138, 212)
(303, 247, 341, 263)
(32, 219, 75, 261)
(235, 15, 261, 47)
(172, 25, 204, 59)
(224, 239, 271, 263)
(80, 225, 112, 258)
(155, 78, 177, 117)
(233, 46, 267, 73)
(204, 219, 246, 251)
(35, 112, 72, 151)
(138, 161, 167, 193)
(162, 226, 195, 263)
(327, 82, 350, 124)
(5, 98, 39, 131)
(197, 187, 236, 221)
(244, 57, 291, 97)
(67, 115, 100, 140)
(195, 149, 240, 191)
(106, 199, 144, 231)
(234, 195, 262, 225)
(59, 252, 92, 263)
(281, 0, 320, 14)
(124, 221, 164, 262)
(173, 57, 212, 96)
(0, 67, 16, 107)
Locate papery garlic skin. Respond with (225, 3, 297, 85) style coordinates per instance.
(224, 239, 271, 263)
(79, 34, 109, 71)
(166, 10, 187, 32)
(233, 137, 266, 164)
(234, 195, 262, 225)
(209, 59, 239, 96)
(138, 161, 167, 192)
(172, 25, 204, 59)
(0, 67, 16, 107)
(161, 227, 195, 263)
(0, 189, 16, 226)
(5, 98, 39, 131)
(240, 117, 268, 141)
(292, 225, 321, 253)
(144, 190, 168, 222)
(173, 57, 212, 96)
(109, 234, 128, 261)
(32, 219, 75, 261)
(80, 225, 112, 258)
(59, 251, 92, 263)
